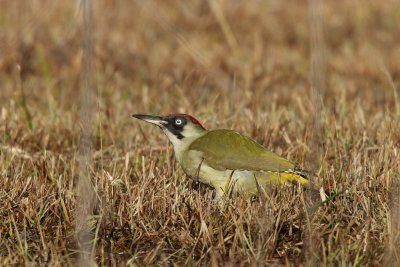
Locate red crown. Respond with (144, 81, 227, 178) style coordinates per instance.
(168, 113, 205, 129)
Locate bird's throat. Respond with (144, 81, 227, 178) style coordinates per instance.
(163, 129, 206, 163)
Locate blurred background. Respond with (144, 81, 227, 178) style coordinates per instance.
(1, 0, 400, 170)
(1, 0, 399, 122)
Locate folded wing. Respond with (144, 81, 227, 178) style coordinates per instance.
(188, 129, 296, 172)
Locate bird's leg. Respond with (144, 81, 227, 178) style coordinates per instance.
(213, 189, 226, 210)
(192, 158, 204, 190)
(253, 173, 266, 205)
(213, 171, 238, 210)
(222, 170, 236, 201)
(253, 173, 262, 193)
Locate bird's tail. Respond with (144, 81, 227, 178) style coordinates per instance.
(255, 168, 313, 188)
(279, 170, 309, 186)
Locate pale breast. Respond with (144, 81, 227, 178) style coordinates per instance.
(180, 149, 261, 194)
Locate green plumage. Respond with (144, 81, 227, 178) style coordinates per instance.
(132, 113, 310, 196)
(188, 129, 295, 172)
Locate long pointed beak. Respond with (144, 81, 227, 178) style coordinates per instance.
(132, 114, 168, 127)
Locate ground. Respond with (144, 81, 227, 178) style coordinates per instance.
(1, 0, 400, 266)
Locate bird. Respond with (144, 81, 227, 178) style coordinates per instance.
(132, 113, 310, 198)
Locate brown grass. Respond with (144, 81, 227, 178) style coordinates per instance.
(1, 0, 400, 265)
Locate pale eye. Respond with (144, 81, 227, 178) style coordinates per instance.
(175, 118, 183, 125)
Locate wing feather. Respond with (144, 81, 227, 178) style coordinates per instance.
(188, 129, 295, 172)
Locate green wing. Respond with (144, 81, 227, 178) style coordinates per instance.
(188, 129, 295, 172)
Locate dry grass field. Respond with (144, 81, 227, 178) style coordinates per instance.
(1, 0, 400, 266)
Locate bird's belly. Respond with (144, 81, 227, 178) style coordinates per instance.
(180, 150, 227, 188)
(201, 168, 291, 195)
(180, 150, 287, 195)
(200, 166, 259, 194)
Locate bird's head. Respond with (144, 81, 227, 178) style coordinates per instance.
(132, 113, 206, 150)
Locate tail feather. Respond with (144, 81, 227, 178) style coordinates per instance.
(285, 168, 314, 178)
(256, 169, 311, 187)
(283, 168, 320, 188)
(279, 171, 309, 186)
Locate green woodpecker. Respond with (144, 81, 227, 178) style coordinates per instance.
(132, 113, 309, 197)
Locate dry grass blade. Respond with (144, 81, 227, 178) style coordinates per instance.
(75, 0, 97, 265)
(207, 0, 239, 52)
(305, 0, 326, 264)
